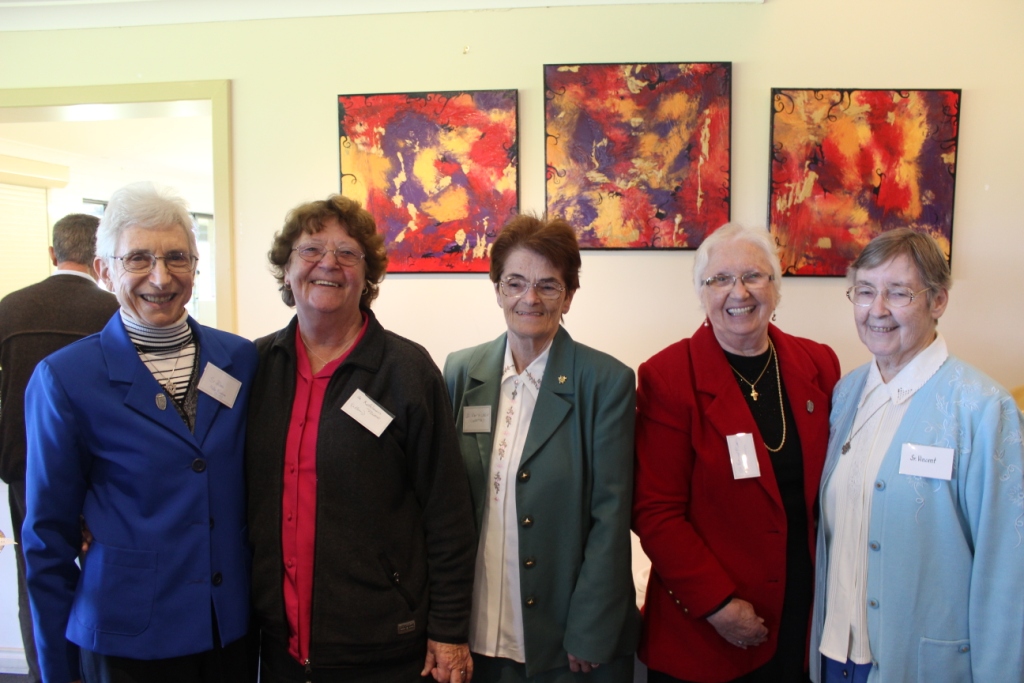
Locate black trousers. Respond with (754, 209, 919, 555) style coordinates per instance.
(79, 634, 252, 683)
(9, 480, 42, 683)
(258, 633, 422, 683)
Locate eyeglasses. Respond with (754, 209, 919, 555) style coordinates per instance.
(293, 244, 365, 267)
(702, 272, 774, 290)
(847, 285, 930, 308)
(499, 277, 566, 300)
(114, 251, 197, 274)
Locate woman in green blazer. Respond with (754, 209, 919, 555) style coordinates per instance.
(444, 215, 640, 682)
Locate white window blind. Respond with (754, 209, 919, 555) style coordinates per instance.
(0, 183, 50, 299)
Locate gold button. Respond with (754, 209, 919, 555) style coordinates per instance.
(523, 557, 536, 568)
(525, 597, 536, 607)
(519, 469, 530, 482)
(521, 515, 533, 528)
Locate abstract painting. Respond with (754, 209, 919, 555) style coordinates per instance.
(339, 90, 519, 272)
(545, 62, 731, 249)
(769, 88, 960, 276)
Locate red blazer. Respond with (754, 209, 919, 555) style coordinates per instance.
(633, 323, 839, 683)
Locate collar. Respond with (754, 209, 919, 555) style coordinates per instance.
(867, 333, 948, 405)
(501, 339, 550, 396)
(51, 269, 96, 283)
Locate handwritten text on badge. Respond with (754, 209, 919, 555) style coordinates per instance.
(197, 363, 242, 408)
(342, 389, 394, 437)
(899, 443, 954, 480)
(462, 406, 491, 433)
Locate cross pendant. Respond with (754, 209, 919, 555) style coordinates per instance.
(842, 442, 851, 454)
(750, 387, 759, 401)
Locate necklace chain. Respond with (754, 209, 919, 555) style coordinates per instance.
(762, 340, 786, 453)
(729, 343, 774, 401)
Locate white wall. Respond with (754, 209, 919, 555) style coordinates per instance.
(0, 0, 1022, 669)
(0, 1, 1020, 385)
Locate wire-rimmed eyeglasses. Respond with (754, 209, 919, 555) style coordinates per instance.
(498, 277, 566, 300)
(702, 272, 774, 290)
(113, 250, 198, 274)
(846, 285, 930, 308)
(292, 244, 365, 267)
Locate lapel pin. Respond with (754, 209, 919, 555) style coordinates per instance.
(806, 400, 814, 413)
(156, 393, 167, 411)
(558, 375, 567, 384)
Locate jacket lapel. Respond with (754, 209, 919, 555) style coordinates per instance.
(190, 321, 236, 446)
(693, 324, 784, 508)
(463, 335, 506, 473)
(519, 327, 573, 467)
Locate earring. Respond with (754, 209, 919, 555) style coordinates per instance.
(283, 282, 291, 290)
(703, 317, 710, 328)
(771, 312, 777, 322)
(361, 285, 369, 296)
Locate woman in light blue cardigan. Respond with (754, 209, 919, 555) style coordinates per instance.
(810, 228, 1024, 683)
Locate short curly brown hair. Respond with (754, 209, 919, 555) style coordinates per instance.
(269, 195, 388, 308)
(489, 214, 581, 292)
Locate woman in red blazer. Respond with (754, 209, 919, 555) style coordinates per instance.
(633, 224, 840, 683)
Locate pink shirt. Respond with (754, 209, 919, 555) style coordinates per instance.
(282, 316, 368, 663)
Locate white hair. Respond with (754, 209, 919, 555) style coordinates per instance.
(692, 223, 783, 307)
(96, 181, 198, 266)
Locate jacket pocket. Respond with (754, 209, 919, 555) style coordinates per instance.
(918, 637, 972, 683)
(73, 542, 156, 636)
(378, 552, 417, 612)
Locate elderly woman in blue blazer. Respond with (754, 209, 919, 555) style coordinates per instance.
(444, 215, 640, 682)
(811, 229, 1024, 683)
(22, 182, 257, 683)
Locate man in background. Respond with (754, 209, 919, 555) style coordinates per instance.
(0, 213, 119, 683)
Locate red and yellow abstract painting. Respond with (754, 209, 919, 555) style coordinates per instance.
(770, 89, 960, 276)
(545, 63, 731, 249)
(339, 90, 518, 272)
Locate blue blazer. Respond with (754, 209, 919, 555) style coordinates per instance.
(22, 314, 257, 683)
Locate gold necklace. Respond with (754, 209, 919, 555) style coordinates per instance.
(300, 330, 358, 371)
(729, 342, 774, 401)
(763, 340, 786, 453)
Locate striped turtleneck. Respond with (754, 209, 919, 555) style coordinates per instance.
(122, 309, 196, 402)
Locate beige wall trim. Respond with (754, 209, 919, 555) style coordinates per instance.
(0, 154, 69, 189)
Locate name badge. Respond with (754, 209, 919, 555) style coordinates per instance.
(462, 406, 491, 433)
(726, 433, 761, 479)
(342, 388, 394, 437)
(899, 443, 954, 480)
(197, 363, 242, 408)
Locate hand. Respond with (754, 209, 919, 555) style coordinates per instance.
(706, 598, 768, 649)
(421, 639, 472, 683)
(567, 653, 601, 673)
(79, 515, 93, 556)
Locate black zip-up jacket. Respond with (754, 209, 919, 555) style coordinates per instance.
(247, 311, 475, 666)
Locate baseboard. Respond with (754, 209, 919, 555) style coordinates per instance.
(0, 648, 28, 675)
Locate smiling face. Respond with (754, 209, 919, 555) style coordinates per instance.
(283, 216, 366, 326)
(853, 253, 948, 382)
(495, 247, 574, 354)
(97, 224, 195, 328)
(700, 239, 779, 355)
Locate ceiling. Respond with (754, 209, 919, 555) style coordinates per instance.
(0, 0, 758, 32)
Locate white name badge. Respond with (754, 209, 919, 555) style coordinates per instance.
(726, 433, 761, 479)
(342, 388, 394, 437)
(197, 363, 242, 409)
(462, 405, 492, 433)
(899, 443, 954, 480)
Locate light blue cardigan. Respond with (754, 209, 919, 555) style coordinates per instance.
(810, 356, 1024, 683)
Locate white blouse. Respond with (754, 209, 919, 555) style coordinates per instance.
(468, 342, 549, 662)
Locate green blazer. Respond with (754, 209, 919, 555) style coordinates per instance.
(444, 326, 640, 677)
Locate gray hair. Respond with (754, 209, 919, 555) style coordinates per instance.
(848, 228, 951, 303)
(52, 213, 100, 265)
(692, 223, 783, 304)
(96, 182, 198, 267)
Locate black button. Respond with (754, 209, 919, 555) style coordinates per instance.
(874, 480, 885, 490)
(524, 596, 536, 607)
(519, 469, 530, 482)
(191, 458, 207, 473)
(521, 515, 533, 528)
(523, 557, 536, 568)
(209, 518, 215, 529)
(212, 572, 222, 586)
(869, 541, 880, 551)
